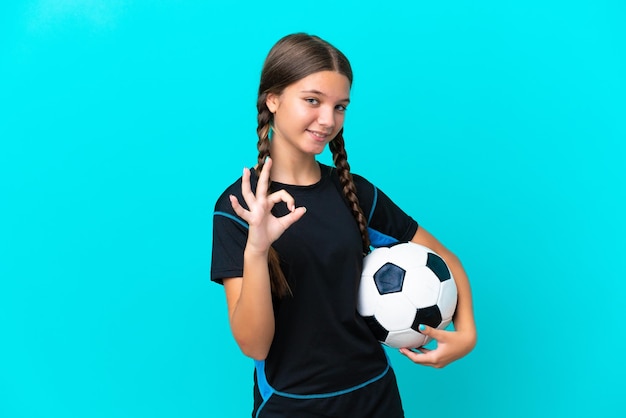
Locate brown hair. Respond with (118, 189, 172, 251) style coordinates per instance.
(256, 33, 370, 297)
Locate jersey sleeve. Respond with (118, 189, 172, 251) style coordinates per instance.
(353, 174, 419, 248)
(210, 179, 249, 284)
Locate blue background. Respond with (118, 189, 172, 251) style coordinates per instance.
(1, 1, 624, 417)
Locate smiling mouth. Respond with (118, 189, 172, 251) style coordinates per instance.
(307, 129, 331, 140)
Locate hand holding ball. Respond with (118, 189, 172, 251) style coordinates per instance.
(358, 242, 458, 349)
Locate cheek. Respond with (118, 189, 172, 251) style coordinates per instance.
(279, 104, 310, 126)
(294, 105, 315, 122)
(334, 114, 346, 132)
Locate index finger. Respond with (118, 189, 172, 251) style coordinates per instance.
(240, 166, 255, 204)
(256, 157, 272, 196)
(399, 347, 436, 366)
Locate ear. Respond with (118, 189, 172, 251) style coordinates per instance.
(266, 92, 280, 114)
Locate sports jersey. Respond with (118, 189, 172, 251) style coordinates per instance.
(211, 163, 418, 417)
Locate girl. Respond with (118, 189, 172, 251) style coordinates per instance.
(211, 33, 477, 418)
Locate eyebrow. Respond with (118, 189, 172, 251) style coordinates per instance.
(301, 89, 350, 103)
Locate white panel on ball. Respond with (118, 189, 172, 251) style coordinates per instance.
(386, 329, 429, 349)
(402, 266, 441, 308)
(356, 272, 383, 317)
(437, 279, 458, 321)
(374, 293, 416, 331)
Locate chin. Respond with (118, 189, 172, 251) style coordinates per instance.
(310, 146, 327, 156)
(300, 143, 328, 156)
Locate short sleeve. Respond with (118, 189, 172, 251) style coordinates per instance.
(352, 174, 418, 248)
(210, 179, 250, 284)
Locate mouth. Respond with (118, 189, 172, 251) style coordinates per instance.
(307, 129, 332, 141)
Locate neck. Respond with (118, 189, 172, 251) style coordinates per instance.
(268, 144, 321, 186)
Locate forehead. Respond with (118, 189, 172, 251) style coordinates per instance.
(287, 71, 351, 100)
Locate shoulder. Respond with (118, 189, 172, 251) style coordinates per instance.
(346, 169, 376, 204)
(351, 171, 376, 196)
(214, 176, 243, 213)
(322, 163, 377, 220)
(213, 168, 259, 213)
(212, 177, 246, 232)
(351, 172, 378, 223)
(213, 171, 256, 231)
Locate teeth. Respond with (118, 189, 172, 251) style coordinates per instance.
(309, 130, 328, 138)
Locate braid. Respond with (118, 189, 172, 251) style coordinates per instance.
(256, 93, 272, 172)
(256, 92, 291, 297)
(329, 130, 371, 254)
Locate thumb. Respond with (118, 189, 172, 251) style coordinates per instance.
(418, 324, 445, 341)
(277, 206, 307, 229)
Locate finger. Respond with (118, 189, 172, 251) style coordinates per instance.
(276, 206, 307, 230)
(417, 324, 447, 342)
(240, 167, 256, 205)
(256, 157, 272, 196)
(229, 195, 249, 220)
(267, 189, 297, 212)
(398, 348, 429, 363)
(398, 347, 436, 366)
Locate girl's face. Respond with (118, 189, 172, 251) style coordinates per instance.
(266, 71, 350, 157)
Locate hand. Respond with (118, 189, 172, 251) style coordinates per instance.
(229, 157, 307, 253)
(398, 325, 476, 369)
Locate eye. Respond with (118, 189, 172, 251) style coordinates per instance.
(304, 98, 319, 105)
(335, 104, 348, 112)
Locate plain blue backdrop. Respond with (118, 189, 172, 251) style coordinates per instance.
(1, 1, 624, 417)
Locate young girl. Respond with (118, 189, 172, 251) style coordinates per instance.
(211, 33, 477, 418)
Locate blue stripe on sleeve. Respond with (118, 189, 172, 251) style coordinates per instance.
(368, 185, 378, 224)
(214, 211, 249, 229)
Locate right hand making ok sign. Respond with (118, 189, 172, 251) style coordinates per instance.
(229, 157, 307, 254)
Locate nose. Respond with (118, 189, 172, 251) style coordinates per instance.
(317, 106, 335, 130)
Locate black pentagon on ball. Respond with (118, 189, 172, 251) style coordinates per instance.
(363, 316, 389, 342)
(426, 252, 451, 282)
(373, 262, 406, 294)
(410, 305, 443, 331)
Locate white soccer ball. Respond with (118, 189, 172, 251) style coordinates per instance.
(358, 242, 458, 349)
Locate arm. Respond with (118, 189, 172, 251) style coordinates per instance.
(223, 250, 274, 360)
(399, 227, 477, 368)
(223, 158, 306, 360)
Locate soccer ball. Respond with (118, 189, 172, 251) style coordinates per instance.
(357, 242, 458, 349)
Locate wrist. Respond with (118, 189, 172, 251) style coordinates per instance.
(245, 244, 270, 258)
